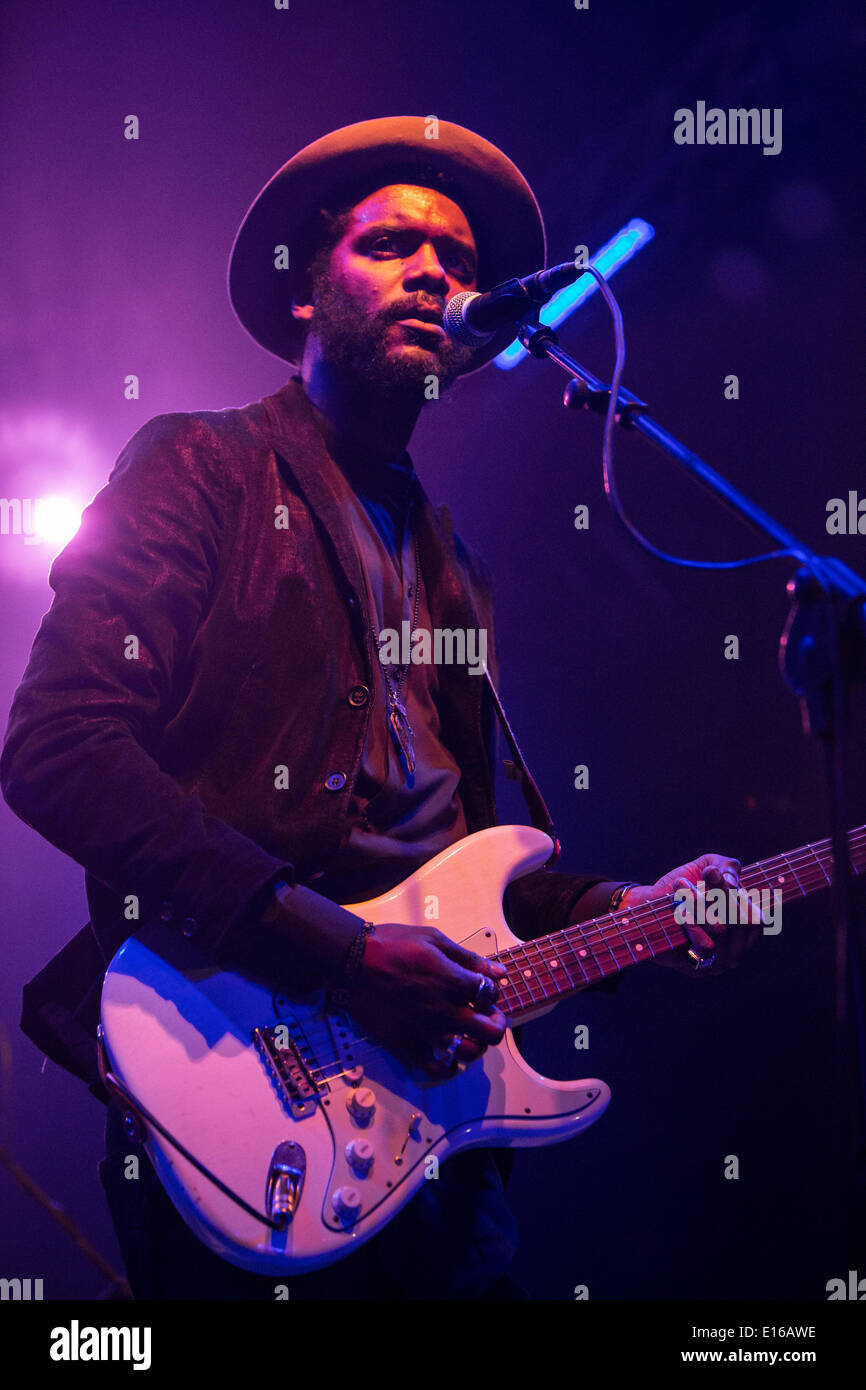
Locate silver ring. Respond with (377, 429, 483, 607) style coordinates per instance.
(687, 948, 716, 971)
(431, 1034, 463, 1066)
(474, 974, 497, 1007)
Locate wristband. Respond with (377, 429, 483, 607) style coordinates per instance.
(609, 882, 639, 912)
(327, 921, 376, 1009)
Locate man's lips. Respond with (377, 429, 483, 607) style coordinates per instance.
(395, 314, 445, 337)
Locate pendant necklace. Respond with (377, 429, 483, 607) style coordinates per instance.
(369, 521, 421, 780)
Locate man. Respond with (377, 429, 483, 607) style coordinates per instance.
(1, 117, 755, 1300)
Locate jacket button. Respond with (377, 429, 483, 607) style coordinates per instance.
(182, 916, 198, 937)
(159, 902, 173, 922)
(348, 684, 370, 707)
(324, 772, 347, 792)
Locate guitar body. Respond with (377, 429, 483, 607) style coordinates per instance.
(100, 825, 611, 1274)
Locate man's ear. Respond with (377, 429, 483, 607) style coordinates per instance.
(290, 264, 316, 324)
(290, 294, 314, 325)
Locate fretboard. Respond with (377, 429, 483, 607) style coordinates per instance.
(495, 825, 866, 1017)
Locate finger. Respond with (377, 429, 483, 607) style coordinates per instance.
(423, 1032, 486, 1078)
(455, 1035, 486, 1064)
(684, 923, 716, 956)
(435, 933, 508, 979)
(433, 944, 507, 1007)
(674, 875, 727, 952)
(422, 1055, 455, 1080)
(704, 862, 740, 892)
(418, 1035, 459, 1078)
(447, 1005, 507, 1049)
(673, 876, 709, 925)
(703, 868, 768, 931)
(470, 974, 501, 1015)
(458, 1036, 486, 1060)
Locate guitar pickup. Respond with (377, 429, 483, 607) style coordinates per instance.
(253, 1022, 327, 1120)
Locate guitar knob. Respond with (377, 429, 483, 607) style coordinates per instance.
(345, 1138, 374, 1175)
(345, 1086, 376, 1124)
(331, 1185, 362, 1222)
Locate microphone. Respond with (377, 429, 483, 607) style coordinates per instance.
(443, 261, 582, 346)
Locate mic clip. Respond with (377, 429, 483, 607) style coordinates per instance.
(563, 378, 649, 426)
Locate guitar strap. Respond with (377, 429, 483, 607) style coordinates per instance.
(484, 668, 561, 867)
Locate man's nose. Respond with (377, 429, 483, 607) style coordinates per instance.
(403, 243, 449, 290)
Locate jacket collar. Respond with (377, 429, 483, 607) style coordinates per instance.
(259, 376, 483, 635)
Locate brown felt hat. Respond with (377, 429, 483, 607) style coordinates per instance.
(227, 116, 546, 375)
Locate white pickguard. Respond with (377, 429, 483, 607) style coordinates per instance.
(100, 825, 611, 1273)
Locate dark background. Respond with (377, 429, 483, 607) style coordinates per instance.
(1, 0, 863, 1300)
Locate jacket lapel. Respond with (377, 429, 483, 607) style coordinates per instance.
(259, 377, 486, 635)
(260, 377, 370, 612)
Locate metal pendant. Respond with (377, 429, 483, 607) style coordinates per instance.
(388, 694, 416, 777)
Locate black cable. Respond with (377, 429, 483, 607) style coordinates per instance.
(103, 1071, 283, 1232)
(583, 261, 866, 1261)
(579, 263, 825, 585)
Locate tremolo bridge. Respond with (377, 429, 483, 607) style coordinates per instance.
(253, 1021, 327, 1120)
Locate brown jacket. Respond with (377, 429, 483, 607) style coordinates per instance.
(2, 377, 622, 1086)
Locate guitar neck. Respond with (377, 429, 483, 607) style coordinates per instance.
(494, 825, 866, 1017)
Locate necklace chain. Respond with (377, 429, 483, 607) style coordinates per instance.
(367, 505, 421, 777)
(371, 533, 421, 694)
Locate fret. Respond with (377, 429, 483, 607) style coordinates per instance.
(519, 943, 551, 1001)
(645, 899, 677, 953)
(540, 932, 579, 992)
(498, 979, 524, 1013)
(779, 852, 806, 896)
(515, 956, 542, 1007)
(589, 920, 622, 975)
(513, 944, 550, 1004)
(554, 932, 592, 988)
(497, 982, 522, 1015)
(748, 855, 788, 903)
(807, 843, 832, 888)
(499, 952, 534, 1010)
(570, 927, 608, 981)
(524, 939, 557, 999)
(610, 915, 640, 965)
(624, 907, 658, 959)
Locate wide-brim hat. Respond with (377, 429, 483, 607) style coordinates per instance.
(227, 115, 546, 375)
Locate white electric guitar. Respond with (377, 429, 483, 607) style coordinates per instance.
(99, 822, 864, 1274)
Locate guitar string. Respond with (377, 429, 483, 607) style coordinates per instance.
(306, 843, 864, 1058)
(284, 832, 865, 1076)
(300, 837, 866, 1069)
(494, 852, 864, 1006)
(532, 832, 865, 959)
(491, 832, 866, 987)
(304, 857, 860, 1078)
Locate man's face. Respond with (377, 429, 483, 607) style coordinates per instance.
(297, 184, 479, 393)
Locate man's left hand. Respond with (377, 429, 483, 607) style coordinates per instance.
(622, 853, 762, 976)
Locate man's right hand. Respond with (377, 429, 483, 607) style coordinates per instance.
(348, 924, 508, 1079)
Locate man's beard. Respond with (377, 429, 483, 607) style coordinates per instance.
(308, 274, 475, 396)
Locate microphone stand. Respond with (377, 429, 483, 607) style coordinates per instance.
(515, 313, 866, 1264)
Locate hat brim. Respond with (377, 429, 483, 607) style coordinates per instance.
(227, 116, 546, 376)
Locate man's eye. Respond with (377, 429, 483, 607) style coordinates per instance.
(367, 235, 473, 278)
(447, 254, 474, 278)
